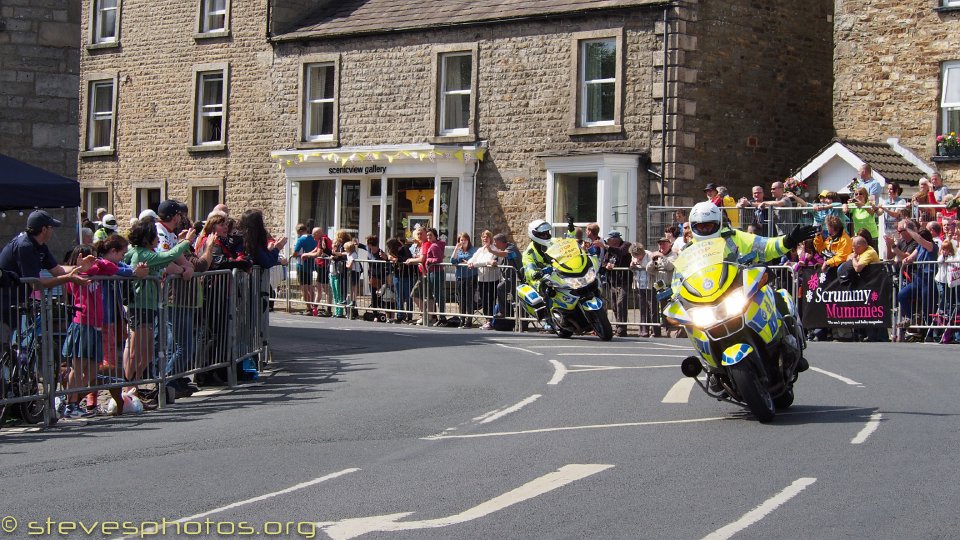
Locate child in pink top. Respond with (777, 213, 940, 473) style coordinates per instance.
(61, 245, 120, 418)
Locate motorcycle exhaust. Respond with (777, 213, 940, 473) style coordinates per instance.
(681, 356, 703, 378)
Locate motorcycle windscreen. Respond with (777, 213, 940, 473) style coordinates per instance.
(546, 238, 588, 273)
(673, 238, 736, 303)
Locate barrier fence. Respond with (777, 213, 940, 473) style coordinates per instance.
(0, 267, 271, 428)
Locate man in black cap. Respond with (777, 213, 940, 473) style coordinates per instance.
(0, 211, 93, 346)
(602, 230, 632, 337)
(704, 183, 722, 206)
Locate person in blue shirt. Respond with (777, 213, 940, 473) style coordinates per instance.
(450, 232, 478, 327)
(291, 223, 318, 315)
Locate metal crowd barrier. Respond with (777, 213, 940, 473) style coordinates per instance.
(0, 265, 273, 428)
(895, 259, 960, 341)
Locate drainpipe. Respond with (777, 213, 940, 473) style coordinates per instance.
(660, 4, 670, 206)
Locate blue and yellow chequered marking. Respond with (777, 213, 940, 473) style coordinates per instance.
(581, 296, 603, 311)
(689, 327, 717, 367)
(744, 287, 780, 344)
(721, 343, 754, 366)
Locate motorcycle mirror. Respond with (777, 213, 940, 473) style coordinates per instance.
(681, 356, 703, 378)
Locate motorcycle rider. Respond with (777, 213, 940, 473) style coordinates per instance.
(680, 201, 816, 373)
(522, 219, 557, 331)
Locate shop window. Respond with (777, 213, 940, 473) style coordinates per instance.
(340, 180, 361, 235)
(545, 154, 638, 241)
(91, 0, 119, 45)
(942, 61, 960, 136)
(439, 178, 459, 243)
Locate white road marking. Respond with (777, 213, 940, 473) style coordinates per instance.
(421, 416, 729, 440)
(662, 378, 697, 403)
(851, 413, 883, 445)
(548, 359, 567, 385)
(557, 352, 688, 358)
(809, 366, 864, 387)
(474, 395, 542, 424)
(567, 364, 676, 372)
(120, 468, 360, 539)
(701, 477, 817, 540)
(526, 345, 694, 350)
(318, 464, 614, 540)
(496, 343, 543, 356)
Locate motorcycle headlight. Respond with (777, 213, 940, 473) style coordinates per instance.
(690, 307, 718, 328)
(562, 268, 597, 289)
(722, 290, 749, 318)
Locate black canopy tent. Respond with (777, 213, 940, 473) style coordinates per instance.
(0, 153, 81, 210)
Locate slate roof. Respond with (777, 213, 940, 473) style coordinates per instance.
(840, 139, 927, 186)
(799, 138, 928, 186)
(275, 0, 668, 41)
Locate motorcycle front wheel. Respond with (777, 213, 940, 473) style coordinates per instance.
(728, 359, 775, 423)
(586, 309, 613, 341)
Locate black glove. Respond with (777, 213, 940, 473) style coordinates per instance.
(784, 225, 818, 249)
(567, 214, 575, 233)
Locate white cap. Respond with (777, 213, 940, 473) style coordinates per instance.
(139, 209, 159, 221)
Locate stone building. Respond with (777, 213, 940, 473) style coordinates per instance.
(833, 0, 960, 185)
(0, 0, 80, 179)
(78, 0, 833, 245)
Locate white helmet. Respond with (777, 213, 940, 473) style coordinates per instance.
(527, 219, 552, 247)
(689, 201, 723, 241)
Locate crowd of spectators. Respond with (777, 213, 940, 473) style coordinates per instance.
(2, 201, 287, 420)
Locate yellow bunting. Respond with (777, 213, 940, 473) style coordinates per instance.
(386, 153, 395, 163)
(341, 156, 349, 166)
(371, 152, 380, 160)
(476, 148, 486, 161)
(454, 150, 464, 161)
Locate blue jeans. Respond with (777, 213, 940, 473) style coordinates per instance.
(394, 276, 415, 320)
(898, 273, 935, 320)
(167, 306, 197, 376)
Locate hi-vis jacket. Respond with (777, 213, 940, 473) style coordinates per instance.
(522, 242, 553, 284)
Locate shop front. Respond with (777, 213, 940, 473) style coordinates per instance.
(273, 144, 484, 245)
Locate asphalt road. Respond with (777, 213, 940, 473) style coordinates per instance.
(1, 314, 959, 540)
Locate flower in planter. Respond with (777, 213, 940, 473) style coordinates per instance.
(938, 132, 960, 155)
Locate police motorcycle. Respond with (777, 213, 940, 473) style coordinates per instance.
(663, 238, 807, 422)
(516, 238, 614, 341)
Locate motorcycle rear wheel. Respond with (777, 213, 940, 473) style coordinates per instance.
(728, 360, 775, 423)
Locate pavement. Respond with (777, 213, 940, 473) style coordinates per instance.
(1, 313, 959, 539)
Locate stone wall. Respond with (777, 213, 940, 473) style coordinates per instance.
(834, 0, 960, 185)
(274, 11, 662, 242)
(673, 0, 835, 202)
(79, 0, 284, 230)
(0, 0, 80, 179)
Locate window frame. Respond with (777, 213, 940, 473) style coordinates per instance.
(438, 52, 474, 136)
(131, 180, 167, 217)
(195, 0, 231, 39)
(82, 187, 112, 218)
(296, 54, 340, 149)
(543, 153, 639, 242)
(429, 43, 479, 144)
(942, 0, 960, 8)
(188, 178, 225, 219)
(88, 0, 121, 49)
(80, 72, 119, 158)
(942, 61, 960, 134)
(569, 29, 624, 135)
(189, 63, 229, 152)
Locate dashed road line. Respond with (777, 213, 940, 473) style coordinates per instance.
(851, 413, 883, 445)
(701, 477, 817, 540)
(557, 353, 689, 358)
(809, 366, 864, 387)
(475, 395, 542, 424)
(421, 416, 729, 440)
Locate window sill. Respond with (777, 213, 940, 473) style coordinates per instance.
(427, 134, 477, 144)
(194, 30, 231, 41)
(86, 41, 120, 52)
(934, 5, 960, 14)
(188, 144, 226, 153)
(932, 155, 960, 163)
(568, 124, 623, 136)
(295, 140, 339, 150)
(79, 149, 115, 158)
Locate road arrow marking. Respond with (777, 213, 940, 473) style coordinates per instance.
(317, 464, 614, 540)
(548, 359, 567, 385)
(421, 416, 729, 440)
